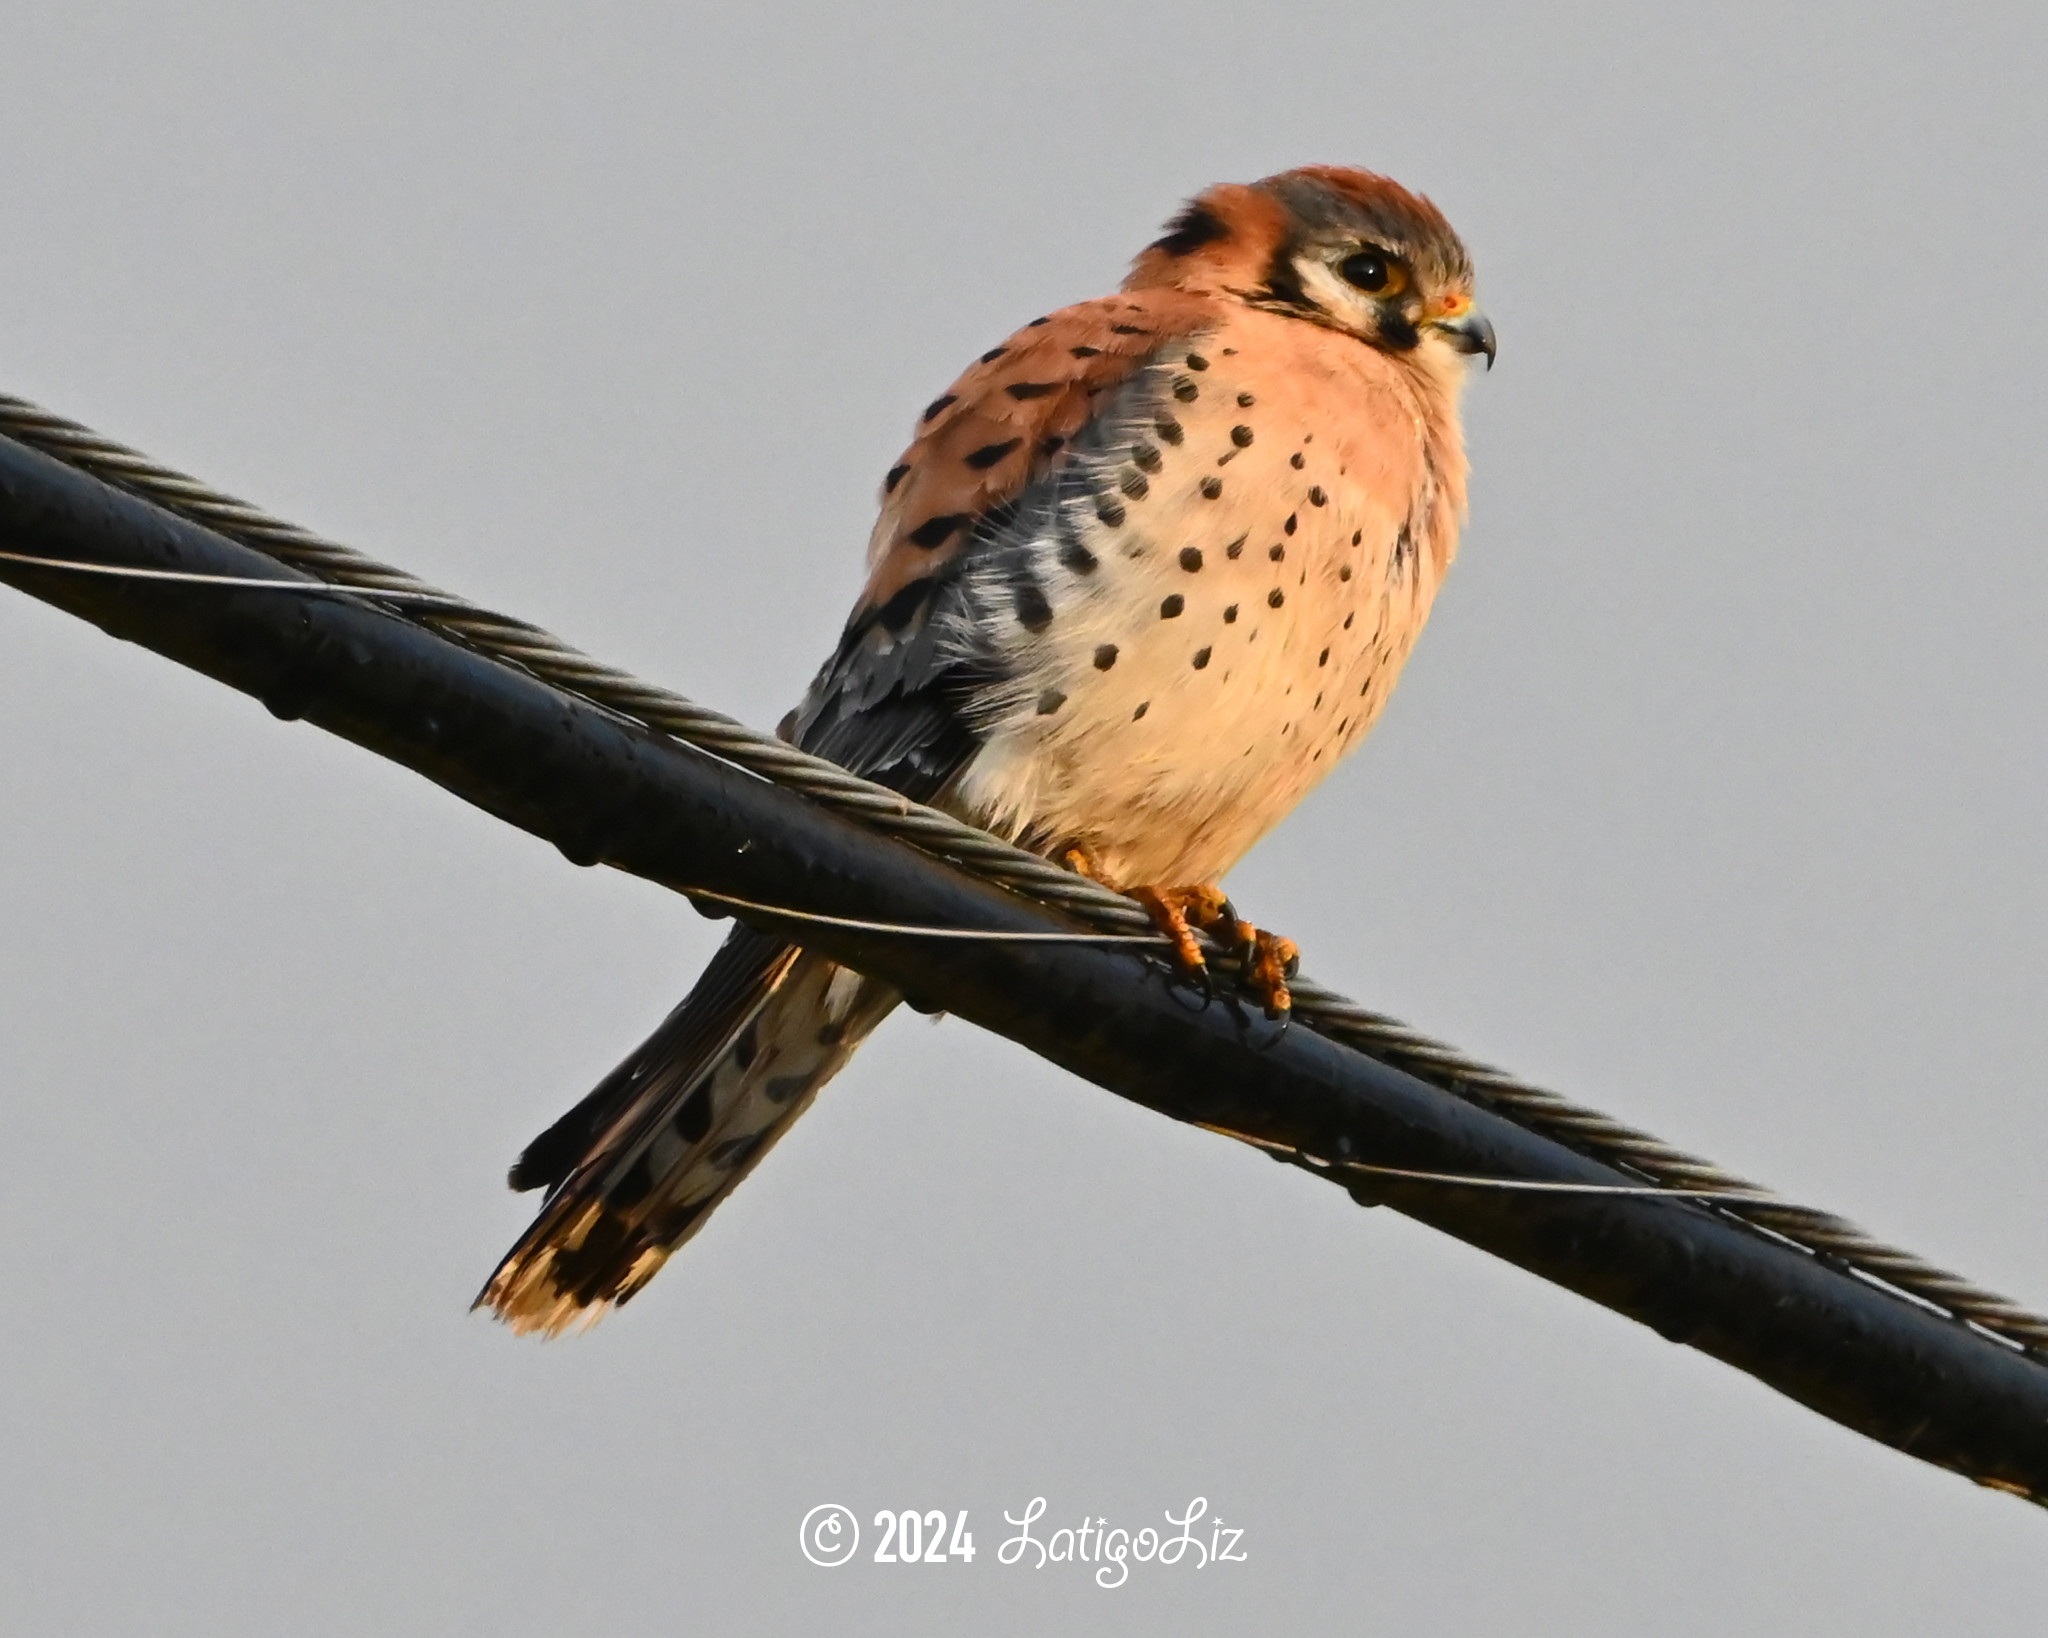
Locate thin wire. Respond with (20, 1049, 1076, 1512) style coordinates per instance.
(1327, 1162, 1773, 1203)
(5, 388, 2045, 1356)
(1198, 1123, 1782, 1202)
(0, 549, 472, 607)
(683, 887, 1169, 944)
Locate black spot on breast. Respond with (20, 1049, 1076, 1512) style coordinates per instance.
(1027, 315, 1051, 327)
(1121, 470, 1150, 499)
(1237, 391, 1255, 407)
(1318, 647, 1330, 666)
(1172, 377, 1199, 402)
(1186, 352, 1210, 371)
(1179, 547, 1203, 572)
(1200, 476, 1223, 499)
(1014, 580, 1054, 630)
(1223, 604, 1239, 623)
(1230, 424, 1255, 448)
(1394, 525, 1414, 567)
(1225, 534, 1247, 559)
(1352, 530, 1363, 546)
(1160, 594, 1185, 618)
(1268, 588, 1285, 608)
(1037, 688, 1066, 715)
(1269, 544, 1284, 561)
(765, 1074, 813, 1105)
(1309, 486, 1327, 506)
(1004, 380, 1064, 405)
(1132, 441, 1162, 473)
(1339, 564, 1353, 582)
(1215, 449, 1237, 466)
(1096, 496, 1127, 526)
(1133, 701, 1149, 719)
(1343, 611, 1354, 628)
(1094, 644, 1118, 670)
(673, 1082, 714, 1143)
(1060, 541, 1098, 575)
(1156, 415, 1185, 444)
(981, 345, 1009, 363)
(884, 462, 911, 493)
(908, 513, 969, 548)
(965, 437, 1023, 469)
(1284, 514, 1298, 535)
(923, 394, 957, 422)
(1290, 452, 1306, 470)
(1072, 344, 1101, 357)
(1112, 322, 1147, 335)
(1192, 646, 1212, 669)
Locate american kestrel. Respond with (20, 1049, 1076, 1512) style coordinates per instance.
(483, 166, 1493, 1333)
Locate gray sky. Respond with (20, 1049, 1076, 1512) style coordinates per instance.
(4, 2, 2046, 1631)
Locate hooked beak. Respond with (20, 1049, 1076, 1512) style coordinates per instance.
(1430, 305, 1496, 369)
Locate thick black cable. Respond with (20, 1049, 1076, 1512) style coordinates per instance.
(1, 391, 2040, 1360)
(3, 408, 2046, 1506)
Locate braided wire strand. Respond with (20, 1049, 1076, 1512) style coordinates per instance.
(4, 389, 2043, 1355)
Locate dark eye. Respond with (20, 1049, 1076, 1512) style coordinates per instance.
(1338, 249, 1406, 296)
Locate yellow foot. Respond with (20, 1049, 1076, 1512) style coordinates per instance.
(1059, 849, 1297, 1017)
(1242, 926, 1300, 1019)
(1129, 883, 1298, 1018)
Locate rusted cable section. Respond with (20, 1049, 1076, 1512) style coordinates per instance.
(2, 390, 2041, 1360)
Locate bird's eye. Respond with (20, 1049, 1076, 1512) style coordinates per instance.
(1338, 249, 1407, 296)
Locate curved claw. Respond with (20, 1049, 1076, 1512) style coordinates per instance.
(1127, 883, 1297, 1018)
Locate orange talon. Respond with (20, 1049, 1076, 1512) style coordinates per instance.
(1131, 884, 1251, 979)
(1067, 853, 1300, 1018)
(1245, 930, 1301, 1018)
(1128, 883, 1297, 1017)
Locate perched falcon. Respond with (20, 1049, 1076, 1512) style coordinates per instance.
(481, 166, 1493, 1333)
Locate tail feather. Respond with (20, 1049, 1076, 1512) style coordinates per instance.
(479, 934, 899, 1334)
(505, 928, 799, 1195)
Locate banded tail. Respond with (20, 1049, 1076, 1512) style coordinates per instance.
(478, 927, 899, 1334)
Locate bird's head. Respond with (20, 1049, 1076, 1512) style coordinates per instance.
(1125, 165, 1494, 371)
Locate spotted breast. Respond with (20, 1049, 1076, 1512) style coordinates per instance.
(925, 300, 1461, 888)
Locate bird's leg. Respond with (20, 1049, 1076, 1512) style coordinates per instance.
(1062, 843, 1113, 885)
(1060, 847, 1297, 1017)
(1128, 884, 1239, 977)
(1133, 885, 1298, 1019)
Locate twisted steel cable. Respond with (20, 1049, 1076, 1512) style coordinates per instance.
(4, 389, 2042, 1356)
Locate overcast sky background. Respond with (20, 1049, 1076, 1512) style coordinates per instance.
(3, 2, 2046, 1632)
